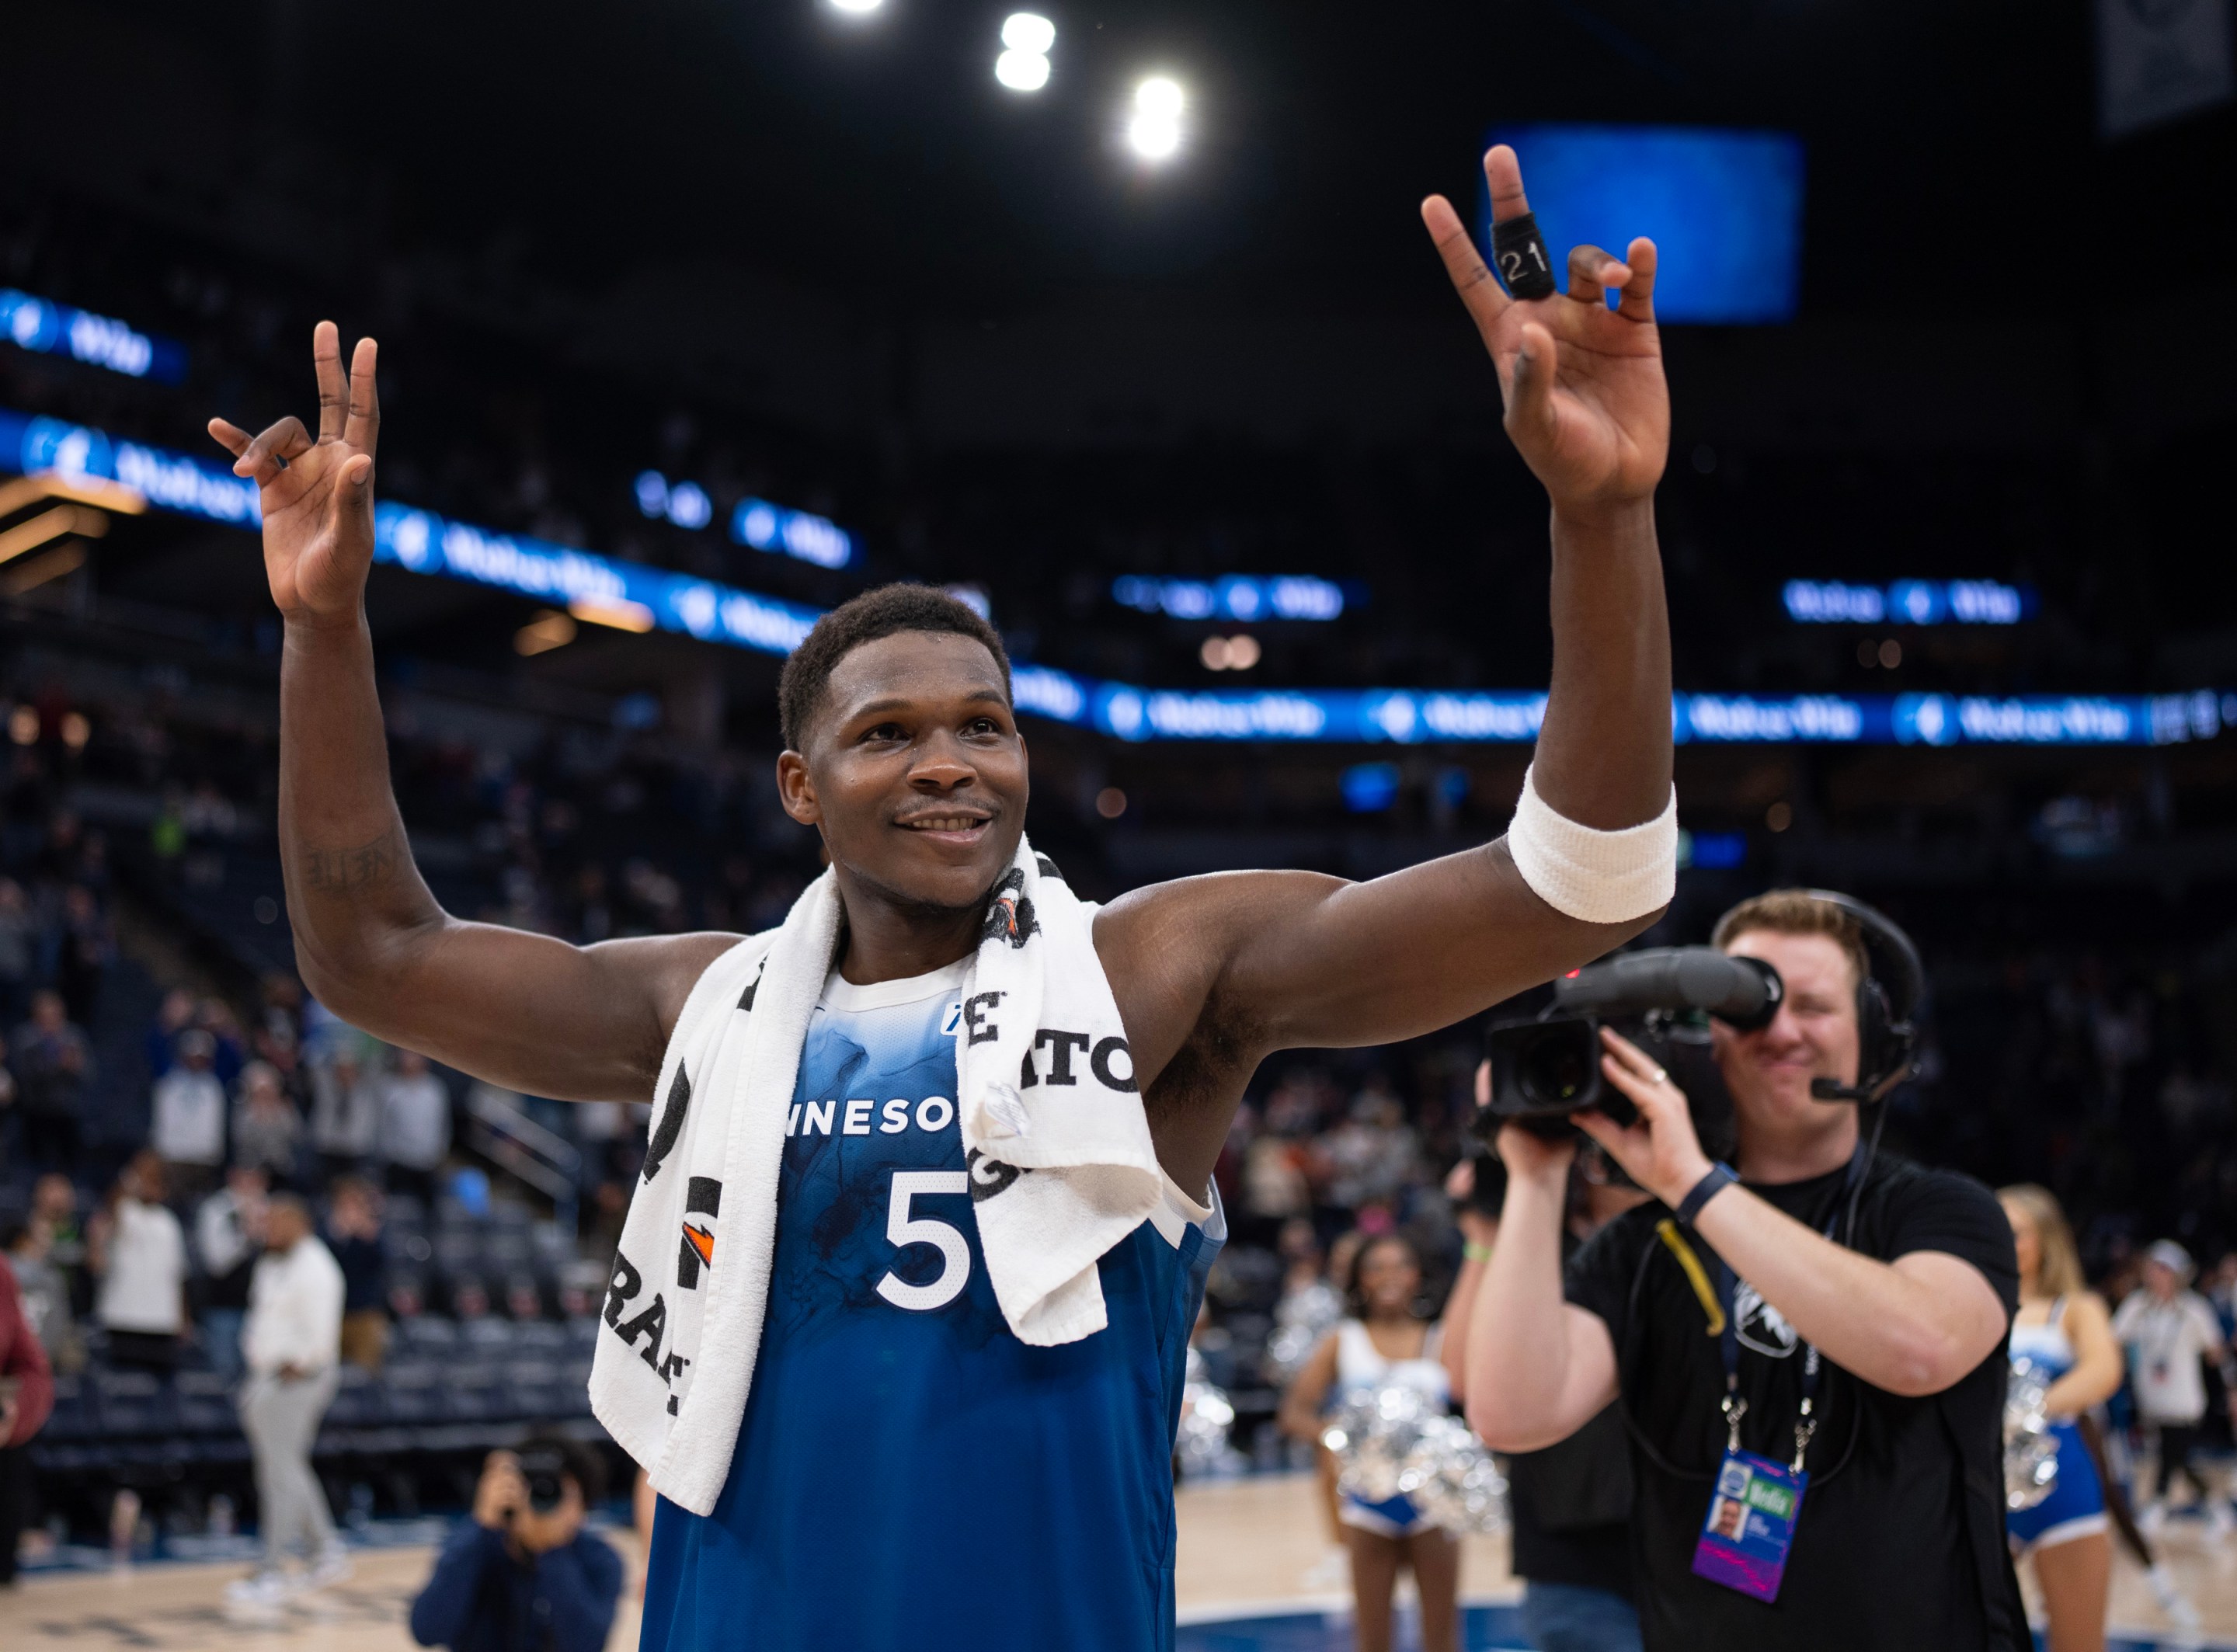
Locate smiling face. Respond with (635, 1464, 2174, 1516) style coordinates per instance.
(1354, 1237, 1422, 1319)
(777, 629, 1029, 916)
(1710, 929, 1863, 1165)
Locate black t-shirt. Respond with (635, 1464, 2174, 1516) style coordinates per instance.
(1565, 1153, 2026, 1652)
(1505, 1403, 1634, 1598)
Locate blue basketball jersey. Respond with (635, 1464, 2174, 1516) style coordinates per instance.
(641, 957, 1226, 1652)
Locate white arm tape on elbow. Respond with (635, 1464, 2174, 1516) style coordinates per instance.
(1505, 765, 1678, 924)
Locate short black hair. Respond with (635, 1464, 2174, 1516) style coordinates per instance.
(778, 584, 1011, 752)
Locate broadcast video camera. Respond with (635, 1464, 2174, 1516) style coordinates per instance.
(1475, 948, 1784, 1153)
(1477, 892, 1925, 1153)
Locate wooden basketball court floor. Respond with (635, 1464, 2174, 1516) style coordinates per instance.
(13, 1475, 2237, 1650)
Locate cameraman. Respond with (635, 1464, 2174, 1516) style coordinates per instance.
(1464, 890, 2023, 1650)
(409, 1438, 623, 1652)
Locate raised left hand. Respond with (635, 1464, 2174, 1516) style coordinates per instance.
(1573, 1028, 1713, 1208)
(1421, 146, 1668, 518)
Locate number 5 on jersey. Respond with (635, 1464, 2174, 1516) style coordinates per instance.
(876, 1170, 972, 1311)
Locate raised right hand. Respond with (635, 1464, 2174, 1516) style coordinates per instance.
(208, 321, 379, 630)
(473, 1451, 527, 1531)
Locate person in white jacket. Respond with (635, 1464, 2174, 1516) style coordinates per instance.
(229, 1194, 349, 1605)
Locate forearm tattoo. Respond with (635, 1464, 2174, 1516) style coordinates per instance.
(302, 828, 405, 895)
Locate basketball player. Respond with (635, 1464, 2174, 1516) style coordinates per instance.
(208, 145, 1674, 1649)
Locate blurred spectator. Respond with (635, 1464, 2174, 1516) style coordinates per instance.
(3, 1219, 79, 1373)
(2113, 1240, 2237, 1535)
(0, 879, 33, 1027)
(0, 1248, 57, 1588)
(1273, 1218, 1342, 1342)
(408, 1440, 622, 1652)
(2207, 1254, 2237, 1337)
(28, 1174, 86, 1318)
(381, 1049, 452, 1197)
(310, 1047, 383, 1182)
(146, 987, 197, 1080)
(151, 1028, 228, 1196)
(1241, 1130, 1312, 1236)
(90, 1152, 187, 1370)
(0, 1031, 16, 1165)
(9, 991, 90, 1173)
(54, 884, 110, 1025)
(233, 1061, 304, 1184)
(229, 1193, 347, 1605)
(1322, 1082, 1420, 1215)
(194, 1166, 269, 1382)
(326, 1177, 389, 1370)
(199, 998, 248, 1089)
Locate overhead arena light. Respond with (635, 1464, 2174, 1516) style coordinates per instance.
(828, 0, 884, 14)
(996, 13, 1053, 91)
(1129, 76, 1185, 161)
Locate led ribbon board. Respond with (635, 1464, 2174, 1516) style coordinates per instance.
(0, 408, 2223, 749)
(1783, 579, 2032, 625)
(1112, 575, 1347, 622)
(1, 290, 188, 384)
(634, 470, 855, 570)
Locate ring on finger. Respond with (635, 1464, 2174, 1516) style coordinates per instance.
(1648, 1067, 1667, 1085)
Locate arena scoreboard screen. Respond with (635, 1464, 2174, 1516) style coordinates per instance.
(1484, 124, 1805, 324)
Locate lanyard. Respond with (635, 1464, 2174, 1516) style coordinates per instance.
(1715, 1261, 1823, 1470)
(1708, 1146, 1864, 1473)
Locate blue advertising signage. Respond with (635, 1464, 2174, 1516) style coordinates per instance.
(3, 406, 2225, 750)
(0, 290, 188, 383)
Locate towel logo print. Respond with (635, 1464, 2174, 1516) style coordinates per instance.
(968, 1146, 1028, 1202)
(642, 1061, 692, 1184)
(979, 868, 1039, 951)
(677, 1176, 722, 1289)
(604, 1249, 670, 1375)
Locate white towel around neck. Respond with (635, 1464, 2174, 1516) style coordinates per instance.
(588, 837, 1166, 1515)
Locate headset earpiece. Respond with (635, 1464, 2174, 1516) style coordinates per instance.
(1801, 889, 1923, 1104)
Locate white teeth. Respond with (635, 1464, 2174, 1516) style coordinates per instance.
(906, 816, 982, 831)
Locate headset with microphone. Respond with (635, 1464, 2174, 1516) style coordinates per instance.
(1793, 889, 1924, 1106)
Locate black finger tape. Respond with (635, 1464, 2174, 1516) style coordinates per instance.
(1490, 211, 1557, 301)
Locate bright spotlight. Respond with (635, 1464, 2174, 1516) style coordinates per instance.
(829, 0, 883, 12)
(1136, 76, 1183, 118)
(1129, 76, 1185, 160)
(1001, 12, 1055, 52)
(996, 48, 1050, 91)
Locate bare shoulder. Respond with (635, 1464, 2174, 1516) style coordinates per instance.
(1093, 868, 1348, 966)
(583, 928, 753, 1045)
(1092, 870, 1346, 1069)
(2068, 1290, 2113, 1327)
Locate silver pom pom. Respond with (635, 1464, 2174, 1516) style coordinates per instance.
(1322, 1383, 1507, 1535)
(1400, 1414, 1509, 1535)
(2003, 1357, 2061, 1511)
(1175, 1353, 1246, 1479)
(1264, 1282, 1345, 1385)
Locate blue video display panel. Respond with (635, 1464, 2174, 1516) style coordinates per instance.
(6, 406, 2228, 750)
(1484, 125, 1805, 324)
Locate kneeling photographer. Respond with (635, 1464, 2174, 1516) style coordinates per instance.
(409, 1436, 624, 1652)
(1463, 890, 2023, 1651)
